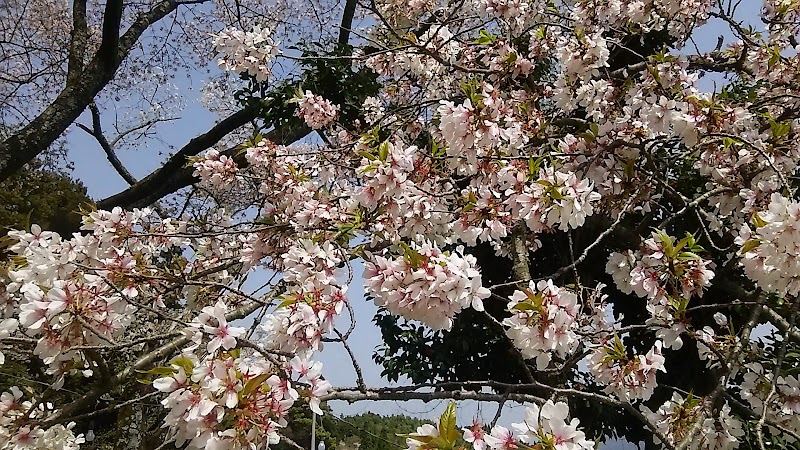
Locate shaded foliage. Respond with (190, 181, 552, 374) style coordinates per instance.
(0, 163, 90, 237)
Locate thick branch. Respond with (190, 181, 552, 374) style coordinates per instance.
(510, 225, 531, 283)
(324, 388, 547, 405)
(98, 111, 310, 209)
(66, 0, 88, 83)
(97, 0, 125, 71)
(96, 106, 258, 209)
(0, 0, 180, 182)
(337, 0, 358, 48)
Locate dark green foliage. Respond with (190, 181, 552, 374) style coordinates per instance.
(323, 412, 428, 450)
(233, 42, 381, 136)
(0, 163, 90, 237)
(273, 407, 427, 450)
(274, 404, 337, 450)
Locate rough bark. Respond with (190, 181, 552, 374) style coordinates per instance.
(0, 0, 179, 182)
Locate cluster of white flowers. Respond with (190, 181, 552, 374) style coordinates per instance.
(604, 231, 715, 350)
(257, 239, 347, 353)
(192, 149, 240, 189)
(294, 91, 340, 129)
(1, 207, 253, 380)
(763, 0, 800, 42)
(154, 353, 291, 449)
(364, 241, 490, 330)
(5, 221, 150, 375)
(587, 339, 666, 401)
(185, 301, 246, 353)
(642, 393, 744, 450)
(361, 96, 385, 124)
(355, 141, 418, 209)
(502, 280, 580, 370)
(507, 166, 602, 233)
(0, 318, 17, 365)
(606, 231, 715, 302)
(736, 193, 800, 296)
(0, 387, 85, 449)
(436, 83, 527, 175)
(213, 26, 280, 81)
(157, 298, 332, 450)
(455, 401, 593, 450)
(740, 362, 800, 436)
(512, 401, 594, 450)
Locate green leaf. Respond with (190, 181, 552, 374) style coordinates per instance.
(170, 356, 194, 374)
(548, 187, 564, 201)
(528, 157, 543, 177)
(511, 302, 536, 312)
(135, 366, 177, 376)
(474, 29, 497, 45)
(276, 294, 299, 310)
(770, 119, 791, 138)
(752, 213, 767, 228)
(677, 251, 701, 261)
(438, 402, 458, 444)
(740, 238, 762, 254)
(241, 373, 271, 397)
(378, 141, 390, 162)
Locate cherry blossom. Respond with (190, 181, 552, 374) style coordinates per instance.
(293, 91, 340, 129)
(213, 26, 280, 81)
(512, 401, 594, 450)
(503, 280, 580, 370)
(364, 241, 490, 330)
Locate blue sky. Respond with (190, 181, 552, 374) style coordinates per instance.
(62, 1, 762, 445)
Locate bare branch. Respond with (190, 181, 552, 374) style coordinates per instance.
(76, 102, 138, 185)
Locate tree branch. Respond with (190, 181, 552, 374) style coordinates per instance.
(0, 0, 180, 182)
(337, 0, 358, 48)
(97, 0, 125, 71)
(77, 103, 138, 185)
(66, 0, 88, 83)
(97, 110, 310, 210)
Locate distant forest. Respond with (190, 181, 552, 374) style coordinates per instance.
(277, 407, 429, 450)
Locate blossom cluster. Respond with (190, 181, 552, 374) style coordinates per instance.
(502, 280, 580, 370)
(293, 91, 340, 129)
(192, 149, 240, 189)
(257, 239, 348, 353)
(154, 303, 332, 450)
(507, 166, 602, 233)
(737, 192, 800, 296)
(0, 386, 86, 449)
(154, 352, 291, 449)
(605, 231, 715, 349)
(739, 362, 800, 437)
(213, 26, 280, 81)
(364, 241, 490, 330)
(587, 338, 666, 401)
(409, 401, 593, 450)
(606, 230, 715, 302)
(642, 393, 744, 450)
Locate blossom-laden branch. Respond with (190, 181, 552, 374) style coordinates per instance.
(3, 0, 800, 449)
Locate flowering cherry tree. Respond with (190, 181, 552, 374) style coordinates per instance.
(3, 0, 800, 449)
